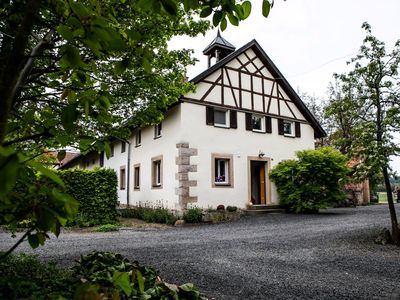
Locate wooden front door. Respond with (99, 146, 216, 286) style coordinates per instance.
(251, 161, 266, 205)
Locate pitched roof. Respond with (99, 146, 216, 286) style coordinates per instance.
(191, 39, 326, 138)
(203, 30, 236, 55)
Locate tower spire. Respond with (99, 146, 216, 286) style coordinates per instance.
(203, 30, 235, 68)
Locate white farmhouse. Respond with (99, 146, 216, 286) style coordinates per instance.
(62, 33, 325, 211)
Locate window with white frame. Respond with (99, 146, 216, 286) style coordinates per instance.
(154, 123, 162, 138)
(212, 154, 233, 187)
(213, 109, 229, 127)
(121, 141, 126, 153)
(135, 129, 141, 146)
(134, 164, 140, 190)
(283, 120, 294, 136)
(151, 156, 163, 188)
(251, 114, 264, 132)
(120, 166, 126, 190)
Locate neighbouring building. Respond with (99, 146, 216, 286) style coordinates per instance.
(61, 32, 326, 211)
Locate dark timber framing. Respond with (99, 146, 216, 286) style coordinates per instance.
(189, 40, 326, 138)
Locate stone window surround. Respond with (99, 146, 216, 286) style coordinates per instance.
(133, 163, 140, 190)
(151, 155, 163, 189)
(211, 153, 234, 188)
(120, 165, 126, 190)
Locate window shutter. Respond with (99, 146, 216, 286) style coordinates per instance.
(230, 110, 237, 129)
(278, 119, 284, 135)
(295, 122, 301, 137)
(265, 116, 272, 133)
(206, 106, 214, 125)
(245, 113, 252, 131)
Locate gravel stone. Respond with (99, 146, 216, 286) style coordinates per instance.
(1, 205, 400, 299)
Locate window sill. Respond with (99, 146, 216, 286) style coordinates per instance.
(214, 124, 230, 129)
(152, 185, 163, 189)
(154, 136, 162, 140)
(252, 129, 265, 133)
(283, 134, 296, 138)
(134, 187, 140, 191)
(213, 183, 232, 187)
(135, 144, 141, 148)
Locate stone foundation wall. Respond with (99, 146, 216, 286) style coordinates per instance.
(175, 143, 198, 209)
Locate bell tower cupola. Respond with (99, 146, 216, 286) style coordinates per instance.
(203, 30, 235, 68)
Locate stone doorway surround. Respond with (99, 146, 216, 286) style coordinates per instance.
(247, 156, 271, 206)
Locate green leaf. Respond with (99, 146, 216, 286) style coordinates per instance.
(212, 11, 223, 27)
(262, 0, 271, 18)
(28, 233, 40, 249)
(28, 161, 65, 187)
(0, 148, 19, 196)
(57, 150, 66, 161)
(69, 1, 91, 19)
(113, 271, 132, 296)
(142, 57, 151, 73)
(200, 6, 212, 18)
(56, 25, 74, 41)
(61, 44, 82, 68)
(161, 0, 178, 15)
(227, 13, 239, 26)
(242, 1, 252, 19)
(220, 17, 227, 31)
(114, 59, 128, 76)
(183, 0, 198, 11)
(61, 103, 78, 133)
(136, 270, 144, 293)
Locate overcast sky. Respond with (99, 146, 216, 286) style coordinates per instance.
(170, 0, 400, 172)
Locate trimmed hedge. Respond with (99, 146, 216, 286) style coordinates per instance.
(59, 168, 118, 226)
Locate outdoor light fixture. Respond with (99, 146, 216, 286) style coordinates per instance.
(258, 150, 265, 158)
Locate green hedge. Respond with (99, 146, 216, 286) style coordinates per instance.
(59, 168, 118, 226)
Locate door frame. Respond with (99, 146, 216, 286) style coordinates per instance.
(247, 156, 271, 206)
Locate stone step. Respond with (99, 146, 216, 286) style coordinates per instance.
(244, 206, 285, 216)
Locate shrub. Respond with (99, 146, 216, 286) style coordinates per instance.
(216, 204, 225, 210)
(270, 147, 350, 213)
(119, 207, 177, 225)
(0, 253, 77, 299)
(59, 168, 118, 226)
(95, 224, 120, 232)
(73, 251, 203, 299)
(226, 206, 238, 212)
(183, 207, 203, 223)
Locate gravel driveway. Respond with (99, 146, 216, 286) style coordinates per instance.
(1, 205, 400, 299)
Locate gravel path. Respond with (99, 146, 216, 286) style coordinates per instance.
(1, 205, 400, 299)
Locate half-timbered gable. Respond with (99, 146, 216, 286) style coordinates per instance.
(183, 39, 324, 138)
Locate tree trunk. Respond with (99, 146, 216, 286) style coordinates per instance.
(382, 166, 400, 245)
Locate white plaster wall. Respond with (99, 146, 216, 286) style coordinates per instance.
(129, 106, 181, 210)
(103, 141, 128, 205)
(179, 102, 315, 209)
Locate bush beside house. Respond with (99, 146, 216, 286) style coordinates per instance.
(270, 147, 350, 213)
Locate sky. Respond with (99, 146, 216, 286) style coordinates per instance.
(169, 0, 400, 172)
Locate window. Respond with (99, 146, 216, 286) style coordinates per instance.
(100, 152, 104, 167)
(110, 143, 114, 157)
(121, 141, 126, 153)
(214, 109, 228, 127)
(134, 164, 140, 190)
(120, 166, 126, 190)
(135, 129, 141, 146)
(154, 123, 162, 138)
(151, 155, 163, 188)
(211, 154, 234, 187)
(206, 107, 236, 129)
(251, 114, 264, 132)
(246, 113, 271, 133)
(283, 121, 294, 136)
